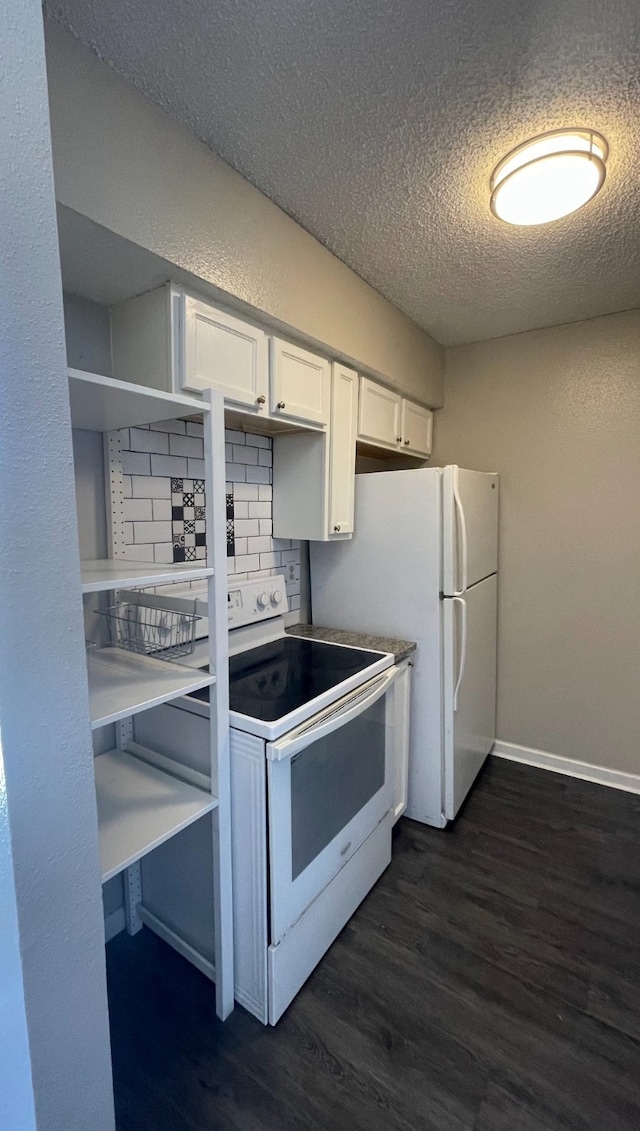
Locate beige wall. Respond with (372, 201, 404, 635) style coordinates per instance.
(433, 310, 640, 776)
(44, 20, 443, 407)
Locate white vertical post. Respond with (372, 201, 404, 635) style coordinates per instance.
(204, 389, 235, 1019)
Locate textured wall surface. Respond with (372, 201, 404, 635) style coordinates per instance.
(45, 21, 444, 406)
(0, 1, 115, 1127)
(46, 0, 640, 345)
(433, 310, 640, 775)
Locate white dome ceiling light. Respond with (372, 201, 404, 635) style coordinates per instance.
(490, 129, 608, 226)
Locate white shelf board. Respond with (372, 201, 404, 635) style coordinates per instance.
(95, 748, 217, 882)
(68, 368, 207, 431)
(88, 647, 215, 729)
(81, 558, 213, 594)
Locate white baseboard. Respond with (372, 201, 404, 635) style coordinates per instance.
(104, 906, 126, 943)
(492, 741, 640, 795)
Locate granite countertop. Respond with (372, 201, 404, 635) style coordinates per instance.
(286, 623, 416, 664)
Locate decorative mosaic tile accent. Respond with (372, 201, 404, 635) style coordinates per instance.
(226, 493, 235, 557)
(169, 478, 207, 562)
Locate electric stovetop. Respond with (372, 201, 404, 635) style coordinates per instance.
(188, 636, 387, 723)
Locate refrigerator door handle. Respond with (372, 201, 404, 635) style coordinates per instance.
(452, 596, 467, 711)
(452, 471, 468, 595)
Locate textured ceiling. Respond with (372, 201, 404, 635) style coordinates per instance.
(45, 0, 640, 345)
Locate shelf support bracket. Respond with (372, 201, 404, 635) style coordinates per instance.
(124, 862, 143, 936)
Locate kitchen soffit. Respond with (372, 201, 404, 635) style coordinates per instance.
(45, 0, 640, 346)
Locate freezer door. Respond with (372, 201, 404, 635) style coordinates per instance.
(442, 574, 497, 820)
(442, 467, 499, 594)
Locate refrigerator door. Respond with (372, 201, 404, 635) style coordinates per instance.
(442, 573, 497, 820)
(442, 467, 499, 594)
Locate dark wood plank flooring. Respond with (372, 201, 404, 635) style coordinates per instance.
(107, 757, 640, 1130)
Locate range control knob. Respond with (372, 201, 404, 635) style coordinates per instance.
(257, 592, 270, 609)
(271, 589, 283, 606)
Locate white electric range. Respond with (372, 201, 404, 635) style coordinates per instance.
(143, 575, 403, 1024)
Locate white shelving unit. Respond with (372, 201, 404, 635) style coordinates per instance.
(81, 559, 213, 594)
(88, 648, 216, 729)
(95, 748, 218, 882)
(69, 368, 234, 1021)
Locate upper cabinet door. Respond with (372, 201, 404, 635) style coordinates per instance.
(328, 364, 358, 536)
(270, 339, 330, 427)
(400, 399, 433, 458)
(358, 377, 402, 450)
(180, 295, 269, 411)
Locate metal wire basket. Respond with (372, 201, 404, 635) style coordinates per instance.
(96, 601, 201, 661)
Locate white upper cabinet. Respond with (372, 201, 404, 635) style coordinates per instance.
(270, 338, 330, 428)
(180, 294, 268, 410)
(400, 398, 433, 458)
(358, 376, 432, 458)
(328, 364, 358, 536)
(358, 377, 402, 451)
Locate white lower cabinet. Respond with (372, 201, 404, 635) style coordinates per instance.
(272, 362, 357, 541)
(358, 375, 433, 458)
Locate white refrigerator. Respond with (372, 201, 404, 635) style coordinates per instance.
(310, 466, 498, 827)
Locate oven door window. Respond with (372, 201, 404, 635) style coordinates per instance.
(266, 677, 395, 946)
(290, 698, 385, 880)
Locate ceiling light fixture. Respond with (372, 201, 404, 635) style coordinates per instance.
(490, 128, 608, 226)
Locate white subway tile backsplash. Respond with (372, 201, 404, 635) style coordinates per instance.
(123, 544, 155, 562)
(233, 444, 258, 465)
(150, 454, 188, 478)
(152, 499, 172, 521)
(235, 554, 260, 572)
(150, 418, 186, 434)
(122, 450, 151, 476)
(247, 536, 272, 554)
(119, 423, 302, 615)
(246, 466, 271, 484)
(130, 427, 170, 455)
(248, 433, 270, 449)
(233, 483, 259, 501)
(170, 433, 203, 458)
(123, 522, 134, 543)
(234, 519, 259, 538)
(131, 476, 171, 498)
(123, 498, 153, 521)
(133, 521, 172, 543)
(153, 543, 175, 564)
(226, 463, 246, 483)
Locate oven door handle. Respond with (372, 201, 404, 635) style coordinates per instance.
(266, 665, 400, 762)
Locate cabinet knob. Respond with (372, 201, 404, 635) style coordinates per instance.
(277, 401, 286, 409)
(256, 395, 266, 404)
(396, 436, 402, 443)
(334, 525, 341, 532)
(404, 439, 410, 446)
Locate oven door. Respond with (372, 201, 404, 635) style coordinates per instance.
(266, 665, 399, 945)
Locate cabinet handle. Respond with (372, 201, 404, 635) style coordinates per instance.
(256, 395, 266, 404)
(277, 401, 286, 409)
(404, 439, 410, 446)
(334, 525, 341, 532)
(396, 436, 402, 443)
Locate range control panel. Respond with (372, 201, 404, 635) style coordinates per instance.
(227, 576, 286, 629)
